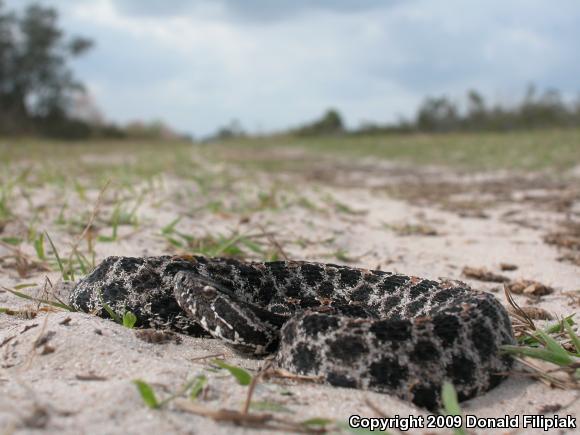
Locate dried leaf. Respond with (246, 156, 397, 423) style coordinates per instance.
(506, 280, 554, 296)
(513, 306, 554, 320)
(462, 266, 509, 283)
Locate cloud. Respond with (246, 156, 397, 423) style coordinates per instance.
(113, 0, 398, 22)
(4, 0, 579, 136)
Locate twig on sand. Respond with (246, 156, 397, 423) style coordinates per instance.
(173, 400, 326, 433)
(261, 367, 323, 384)
(190, 353, 226, 363)
(364, 397, 387, 417)
(242, 359, 273, 414)
(172, 358, 330, 433)
(256, 223, 289, 261)
(364, 398, 407, 435)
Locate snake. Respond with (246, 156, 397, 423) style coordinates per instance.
(69, 255, 515, 411)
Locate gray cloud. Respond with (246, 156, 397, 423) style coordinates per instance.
(114, 0, 398, 21)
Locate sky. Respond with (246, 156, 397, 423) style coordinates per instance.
(6, 0, 580, 137)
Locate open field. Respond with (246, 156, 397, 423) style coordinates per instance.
(1, 132, 579, 434)
(217, 128, 580, 171)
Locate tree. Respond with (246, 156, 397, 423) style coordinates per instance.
(416, 96, 459, 132)
(317, 109, 344, 133)
(464, 90, 487, 130)
(211, 119, 245, 140)
(466, 90, 485, 116)
(0, 1, 93, 135)
(294, 108, 344, 136)
(519, 84, 567, 129)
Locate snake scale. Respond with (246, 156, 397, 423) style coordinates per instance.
(69, 255, 515, 411)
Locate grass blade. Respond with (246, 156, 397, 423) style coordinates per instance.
(161, 216, 182, 235)
(122, 311, 137, 329)
(45, 231, 67, 280)
(97, 289, 122, 324)
(441, 382, 466, 435)
(75, 251, 89, 275)
(189, 375, 208, 400)
(3, 287, 75, 311)
(14, 283, 37, 290)
(301, 418, 334, 428)
(212, 234, 245, 257)
(249, 401, 292, 413)
(34, 232, 45, 260)
(563, 321, 580, 355)
(501, 344, 575, 366)
(535, 330, 576, 360)
(133, 380, 159, 409)
(212, 359, 252, 385)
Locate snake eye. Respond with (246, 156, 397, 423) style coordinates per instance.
(201, 285, 217, 299)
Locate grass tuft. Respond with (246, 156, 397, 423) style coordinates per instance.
(3, 285, 75, 312)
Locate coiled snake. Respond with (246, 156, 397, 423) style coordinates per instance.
(69, 255, 515, 411)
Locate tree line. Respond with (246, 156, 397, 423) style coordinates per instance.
(291, 86, 580, 138)
(375, 86, 580, 134)
(214, 86, 580, 140)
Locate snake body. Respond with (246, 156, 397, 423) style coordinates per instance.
(69, 255, 515, 410)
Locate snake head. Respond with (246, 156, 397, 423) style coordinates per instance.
(172, 270, 281, 356)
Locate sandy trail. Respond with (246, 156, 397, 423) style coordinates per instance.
(1, 150, 579, 434)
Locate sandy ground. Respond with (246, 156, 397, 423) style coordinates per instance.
(1, 150, 579, 434)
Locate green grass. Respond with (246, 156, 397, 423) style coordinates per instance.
(3, 130, 577, 191)
(502, 318, 580, 366)
(3, 284, 75, 312)
(214, 128, 580, 171)
(441, 382, 467, 435)
(0, 138, 197, 188)
(211, 359, 253, 385)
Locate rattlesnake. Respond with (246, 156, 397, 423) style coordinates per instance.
(69, 255, 515, 411)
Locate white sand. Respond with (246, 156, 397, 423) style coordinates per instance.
(1, 157, 578, 434)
